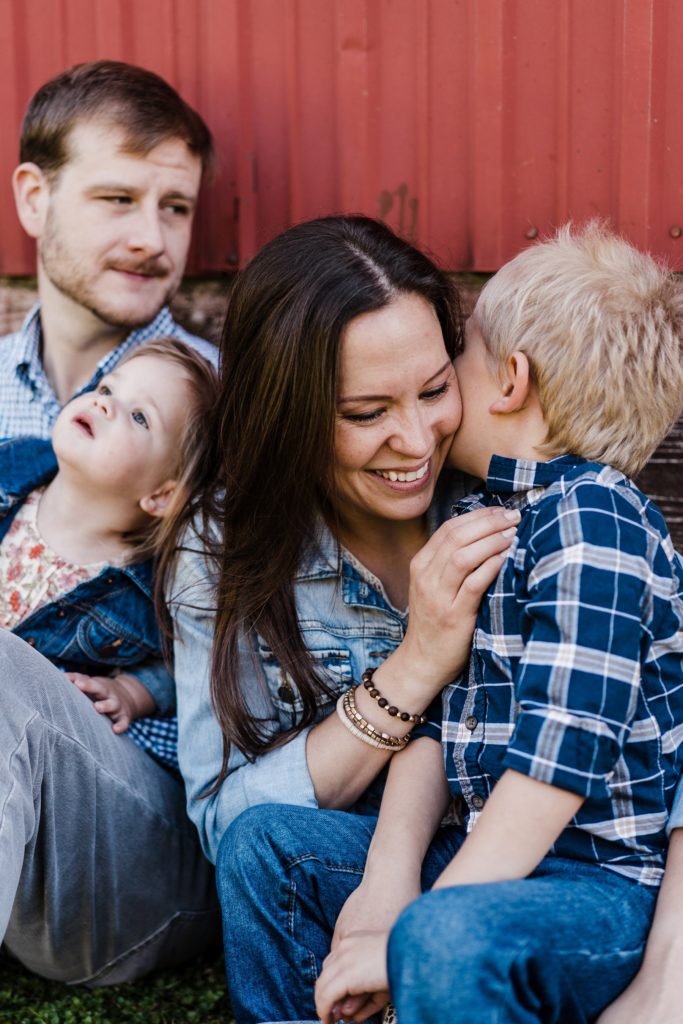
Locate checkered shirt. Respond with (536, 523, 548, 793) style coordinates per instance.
(423, 455, 683, 887)
(0, 304, 217, 439)
(0, 303, 217, 770)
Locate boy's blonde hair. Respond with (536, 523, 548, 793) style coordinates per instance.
(118, 337, 218, 561)
(473, 222, 683, 476)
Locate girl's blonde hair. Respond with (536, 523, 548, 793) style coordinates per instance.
(473, 222, 683, 476)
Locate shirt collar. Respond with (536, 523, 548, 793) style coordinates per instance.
(485, 453, 588, 496)
(14, 304, 176, 397)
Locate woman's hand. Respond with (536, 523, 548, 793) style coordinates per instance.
(377, 505, 520, 702)
(315, 930, 391, 1024)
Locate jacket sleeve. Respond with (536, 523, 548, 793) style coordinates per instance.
(170, 533, 317, 864)
(131, 658, 176, 715)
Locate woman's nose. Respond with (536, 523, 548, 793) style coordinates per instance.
(390, 409, 432, 457)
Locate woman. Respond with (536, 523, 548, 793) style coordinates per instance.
(171, 215, 682, 1024)
(168, 215, 516, 1021)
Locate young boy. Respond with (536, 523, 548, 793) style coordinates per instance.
(315, 223, 683, 1024)
(0, 338, 217, 770)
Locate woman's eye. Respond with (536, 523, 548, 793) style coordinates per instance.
(344, 408, 384, 424)
(421, 381, 451, 401)
(132, 410, 149, 428)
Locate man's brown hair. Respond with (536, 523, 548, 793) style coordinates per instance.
(20, 59, 214, 179)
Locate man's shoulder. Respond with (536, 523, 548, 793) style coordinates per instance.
(139, 309, 219, 367)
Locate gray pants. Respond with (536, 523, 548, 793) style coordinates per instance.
(0, 629, 219, 986)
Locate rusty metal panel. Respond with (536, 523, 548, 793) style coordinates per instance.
(0, 0, 682, 273)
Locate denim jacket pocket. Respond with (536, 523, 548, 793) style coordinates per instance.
(257, 640, 354, 726)
(74, 616, 158, 668)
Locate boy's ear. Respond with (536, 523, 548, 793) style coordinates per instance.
(12, 163, 51, 239)
(489, 351, 533, 415)
(138, 480, 178, 520)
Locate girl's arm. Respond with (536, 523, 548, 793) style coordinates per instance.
(595, 828, 683, 1024)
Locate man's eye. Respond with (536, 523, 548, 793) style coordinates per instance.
(132, 410, 149, 428)
(165, 203, 192, 216)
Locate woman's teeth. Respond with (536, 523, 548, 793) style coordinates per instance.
(375, 463, 429, 483)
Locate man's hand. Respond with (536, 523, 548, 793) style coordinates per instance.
(315, 930, 390, 1024)
(66, 671, 156, 732)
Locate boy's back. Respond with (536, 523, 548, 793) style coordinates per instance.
(440, 453, 683, 885)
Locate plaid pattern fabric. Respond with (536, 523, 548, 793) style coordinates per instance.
(128, 716, 179, 773)
(430, 454, 683, 888)
(0, 304, 217, 439)
(0, 304, 216, 768)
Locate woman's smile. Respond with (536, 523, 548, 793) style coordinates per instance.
(333, 292, 462, 529)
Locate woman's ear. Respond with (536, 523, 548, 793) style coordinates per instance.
(489, 351, 532, 415)
(138, 480, 178, 519)
(12, 163, 50, 239)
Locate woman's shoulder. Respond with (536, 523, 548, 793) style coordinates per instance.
(167, 514, 222, 608)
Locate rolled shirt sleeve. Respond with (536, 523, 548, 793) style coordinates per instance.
(502, 482, 649, 799)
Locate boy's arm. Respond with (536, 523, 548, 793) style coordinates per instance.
(315, 736, 448, 1024)
(595, 827, 683, 1024)
(434, 768, 582, 889)
(335, 735, 449, 944)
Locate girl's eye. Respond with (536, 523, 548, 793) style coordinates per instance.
(421, 380, 451, 401)
(97, 384, 111, 395)
(343, 408, 384, 424)
(132, 410, 149, 429)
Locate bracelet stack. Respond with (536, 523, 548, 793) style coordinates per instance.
(361, 667, 427, 725)
(336, 688, 410, 751)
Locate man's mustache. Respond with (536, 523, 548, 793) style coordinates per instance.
(106, 260, 170, 278)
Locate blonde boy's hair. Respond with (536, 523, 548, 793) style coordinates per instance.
(472, 222, 683, 476)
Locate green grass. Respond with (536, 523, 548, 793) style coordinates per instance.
(0, 951, 233, 1023)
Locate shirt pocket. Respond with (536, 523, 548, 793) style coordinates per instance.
(257, 639, 354, 728)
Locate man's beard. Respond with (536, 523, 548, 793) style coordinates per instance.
(39, 209, 177, 329)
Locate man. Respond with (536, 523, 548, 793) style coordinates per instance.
(1, 58, 217, 437)
(0, 60, 219, 987)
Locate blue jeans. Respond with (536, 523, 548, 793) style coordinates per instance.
(217, 804, 656, 1024)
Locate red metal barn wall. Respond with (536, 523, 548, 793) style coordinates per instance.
(0, 0, 681, 536)
(1, 0, 682, 273)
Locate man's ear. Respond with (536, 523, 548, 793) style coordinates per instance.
(138, 480, 178, 520)
(489, 351, 532, 415)
(12, 163, 51, 239)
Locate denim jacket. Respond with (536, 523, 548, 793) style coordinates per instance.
(0, 438, 173, 716)
(172, 472, 469, 863)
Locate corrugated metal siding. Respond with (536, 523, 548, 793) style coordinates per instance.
(0, 0, 681, 273)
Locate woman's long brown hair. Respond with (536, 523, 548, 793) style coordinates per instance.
(194, 216, 463, 781)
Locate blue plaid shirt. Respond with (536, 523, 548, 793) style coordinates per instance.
(0, 303, 218, 771)
(424, 455, 683, 887)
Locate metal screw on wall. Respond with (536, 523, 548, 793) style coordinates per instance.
(669, 225, 682, 239)
(525, 226, 539, 239)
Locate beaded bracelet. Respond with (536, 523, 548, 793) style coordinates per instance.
(361, 667, 427, 725)
(336, 694, 394, 750)
(337, 689, 409, 751)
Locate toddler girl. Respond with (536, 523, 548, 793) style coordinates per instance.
(0, 337, 217, 768)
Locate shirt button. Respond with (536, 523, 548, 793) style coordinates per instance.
(465, 715, 478, 731)
(471, 794, 485, 810)
(26, 637, 36, 646)
(277, 682, 295, 704)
